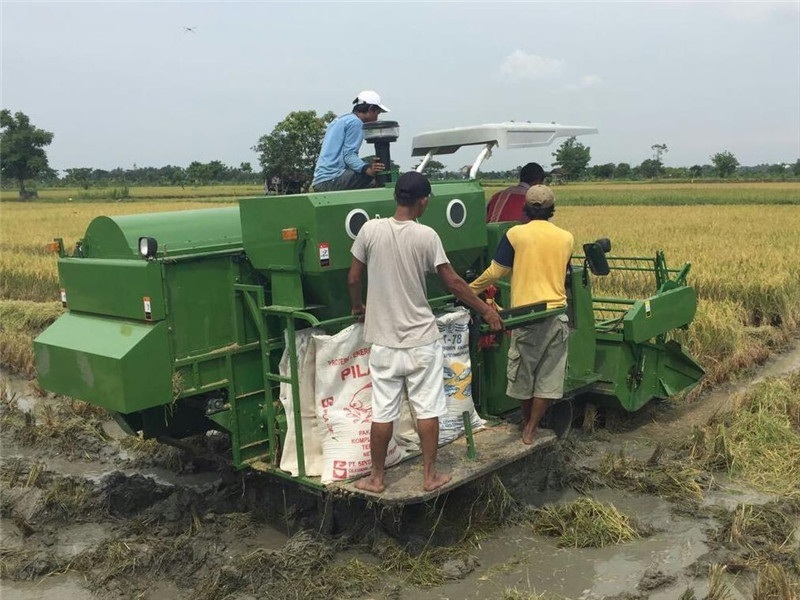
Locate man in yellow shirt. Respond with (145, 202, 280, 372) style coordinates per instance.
(470, 185, 574, 444)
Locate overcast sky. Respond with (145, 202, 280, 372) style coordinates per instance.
(2, 1, 799, 173)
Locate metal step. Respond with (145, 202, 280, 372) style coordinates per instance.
(329, 422, 557, 505)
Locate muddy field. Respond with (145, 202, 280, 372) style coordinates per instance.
(1, 341, 799, 600)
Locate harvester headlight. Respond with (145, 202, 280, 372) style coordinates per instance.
(138, 237, 158, 259)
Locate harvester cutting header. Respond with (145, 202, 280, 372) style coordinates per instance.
(34, 118, 704, 504)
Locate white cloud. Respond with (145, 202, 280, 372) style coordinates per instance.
(499, 50, 564, 82)
(562, 74, 604, 92)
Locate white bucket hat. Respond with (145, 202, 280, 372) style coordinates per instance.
(353, 90, 390, 113)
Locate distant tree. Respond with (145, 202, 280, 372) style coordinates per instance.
(651, 143, 668, 163)
(205, 160, 229, 181)
(766, 163, 786, 176)
(253, 109, 336, 193)
(37, 166, 60, 186)
(710, 151, 739, 177)
(639, 158, 664, 179)
(64, 167, 93, 190)
(689, 165, 703, 178)
(590, 163, 615, 179)
(416, 159, 446, 178)
(0, 110, 54, 199)
(240, 162, 252, 173)
(186, 161, 209, 184)
(552, 137, 591, 180)
(793, 159, 800, 176)
(613, 162, 631, 179)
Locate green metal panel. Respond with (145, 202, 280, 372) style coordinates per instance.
(164, 255, 238, 358)
(622, 286, 697, 343)
(564, 268, 601, 390)
(592, 335, 704, 411)
(33, 313, 171, 413)
(239, 182, 488, 318)
(59, 258, 165, 321)
(81, 207, 241, 259)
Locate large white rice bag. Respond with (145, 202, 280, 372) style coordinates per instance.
(278, 328, 324, 476)
(313, 324, 404, 483)
(436, 308, 485, 444)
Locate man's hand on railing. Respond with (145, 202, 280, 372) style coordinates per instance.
(351, 304, 365, 323)
(482, 308, 503, 332)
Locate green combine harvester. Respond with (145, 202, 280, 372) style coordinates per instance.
(34, 122, 704, 504)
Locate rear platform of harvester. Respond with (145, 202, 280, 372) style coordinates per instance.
(33, 122, 703, 505)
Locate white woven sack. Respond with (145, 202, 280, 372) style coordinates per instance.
(313, 323, 404, 483)
(278, 328, 324, 477)
(436, 308, 485, 444)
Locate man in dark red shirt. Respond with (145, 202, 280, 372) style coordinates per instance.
(486, 162, 547, 222)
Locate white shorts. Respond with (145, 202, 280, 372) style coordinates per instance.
(368, 340, 448, 423)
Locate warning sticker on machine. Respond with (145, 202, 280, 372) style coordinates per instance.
(319, 242, 330, 268)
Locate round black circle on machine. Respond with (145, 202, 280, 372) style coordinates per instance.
(446, 199, 467, 228)
(346, 208, 370, 240)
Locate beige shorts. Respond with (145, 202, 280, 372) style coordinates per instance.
(369, 340, 448, 423)
(506, 314, 569, 400)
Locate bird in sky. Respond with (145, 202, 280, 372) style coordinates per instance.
(183, 26, 196, 33)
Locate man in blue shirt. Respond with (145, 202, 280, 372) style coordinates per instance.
(312, 90, 389, 192)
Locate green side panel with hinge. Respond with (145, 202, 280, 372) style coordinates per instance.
(165, 255, 239, 358)
(59, 258, 165, 321)
(622, 286, 697, 343)
(33, 313, 172, 413)
(592, 335, 704, 411)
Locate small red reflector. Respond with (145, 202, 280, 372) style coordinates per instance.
(46, 241, 61, 253)
(281, 228, 298, 241)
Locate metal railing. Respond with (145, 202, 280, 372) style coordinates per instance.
(571, 252, 688, 333)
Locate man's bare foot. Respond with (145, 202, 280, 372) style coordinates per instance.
(522, 425, 537, 445)
(355, 476, 385, 494)
(423, 472, 452, 492)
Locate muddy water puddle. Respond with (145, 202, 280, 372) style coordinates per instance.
(409, 487, 754, 600)
(2, 575, 92, 600)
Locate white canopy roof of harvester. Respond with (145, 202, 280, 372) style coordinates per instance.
(411, 122, 597, 179)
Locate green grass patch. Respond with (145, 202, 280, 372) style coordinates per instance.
(595, 446, 712, 501)
(0, 300, 63, 376)
(688, 372, 800, 497)
(753, 564, 800, 599)
(530, 496, 642, 547)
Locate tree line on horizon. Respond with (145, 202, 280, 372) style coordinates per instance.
(2, 109, 799, 199)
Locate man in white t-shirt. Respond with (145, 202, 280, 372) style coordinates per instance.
(348, 171, 503, 493)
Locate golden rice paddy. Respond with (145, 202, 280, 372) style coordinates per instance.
(1, 183, 799, 387)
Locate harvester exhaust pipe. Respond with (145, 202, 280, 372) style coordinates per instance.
(362, 120, 399, 186)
